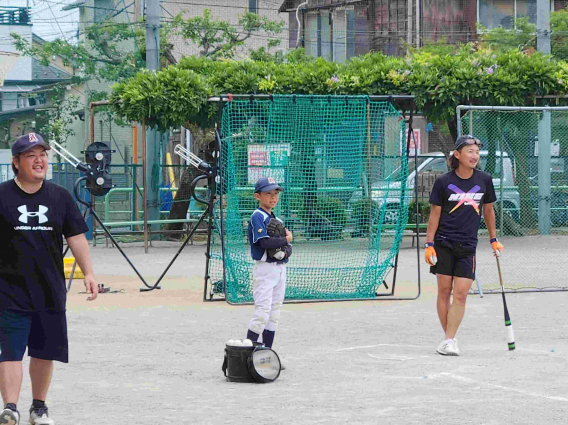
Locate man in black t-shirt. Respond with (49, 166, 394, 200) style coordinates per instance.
(424, 135, 504, 357)
(0, 133, 98, 425)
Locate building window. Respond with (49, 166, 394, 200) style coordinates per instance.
(0, 93, 46, 111)
(94, 0, 113, 22)
(304, 8, 355, 63)
(249, 0, 257, 14)
(0, 93, 17, 111)
(479, 0, 537, 30)
(27, 93, 46, 107)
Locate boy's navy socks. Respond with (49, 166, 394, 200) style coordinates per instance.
(246, 329, 259, 342)
(262, 329, 275, 348)
(4, 403, 17, 412)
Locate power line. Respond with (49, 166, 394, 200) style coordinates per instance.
(161, 1, 281, 12)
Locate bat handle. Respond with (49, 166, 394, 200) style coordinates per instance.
(495, 255, 505, 289)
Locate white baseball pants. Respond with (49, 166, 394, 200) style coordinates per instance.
(248, 261, 287, 335)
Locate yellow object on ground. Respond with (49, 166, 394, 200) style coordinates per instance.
(63, 257, 84, 279)
(166, 152, 177, 191)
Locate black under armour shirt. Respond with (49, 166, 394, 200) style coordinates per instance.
(0, 180, 88, 311)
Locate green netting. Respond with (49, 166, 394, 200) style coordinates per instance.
(209, 95, 411, 303)
(461, 107, 568, 292)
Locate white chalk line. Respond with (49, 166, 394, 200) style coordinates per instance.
(367, 353, 430, 362)
(430, 372, 568, 402)
(335, 343, 424, 352)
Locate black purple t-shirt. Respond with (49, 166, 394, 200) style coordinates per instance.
(0, 180, 88, 312)
(429, 169, 497, 244)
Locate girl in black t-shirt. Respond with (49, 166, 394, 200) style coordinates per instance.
(424, 135, 504, 356)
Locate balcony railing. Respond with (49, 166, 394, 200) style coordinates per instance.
(0, 7, 31, 26)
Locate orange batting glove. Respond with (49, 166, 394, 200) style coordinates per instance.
(490, 238, 504, 257)
(424, 242, 437, 266)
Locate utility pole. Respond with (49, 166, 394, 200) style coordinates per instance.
(145, 0, 161, 223)
(537, 0, 551, 54)
(537, 0, 551, 234)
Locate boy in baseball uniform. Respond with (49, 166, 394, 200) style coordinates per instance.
(245, 177, 292, 351)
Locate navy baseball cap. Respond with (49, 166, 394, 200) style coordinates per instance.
(255, 176, 283, 193)
(11, 133, 50, 156)
(455, 134, 481, 150)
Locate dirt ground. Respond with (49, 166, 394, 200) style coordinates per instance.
(16, 238, 568, 424)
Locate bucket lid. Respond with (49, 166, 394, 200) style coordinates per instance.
(247, 346, 281, 383)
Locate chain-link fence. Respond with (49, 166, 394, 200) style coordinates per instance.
(0, 161, 206, 244)
(86, 163, 206, 245)
(459, 105, 568, 292)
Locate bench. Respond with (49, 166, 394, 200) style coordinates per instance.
(406, 223, 428, 247)
(382, 223, 428, 247)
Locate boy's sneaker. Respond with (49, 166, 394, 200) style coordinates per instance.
(436, 339, 460, 356)
(0, 407, 19, 425)
(29, 405, 54, 425)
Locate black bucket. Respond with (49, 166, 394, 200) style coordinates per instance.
(222, 341, 281, 383)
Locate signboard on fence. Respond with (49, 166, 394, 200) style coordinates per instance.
(247, 143, 290, 184)
(406, 129, 421, 156)
(416, 172, 444, 201)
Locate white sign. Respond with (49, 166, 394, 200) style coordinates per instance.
(247, 144, 290, 184)
(534, 139, 560, 157)
(402, 129, 421, 156)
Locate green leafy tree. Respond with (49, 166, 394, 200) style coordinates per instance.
(36, 85, 81, 160)
(477, 17, 537, 54)
(11, 19, 177, 93)
(181, 9, 284, 59)
(551, 6, 568, 60)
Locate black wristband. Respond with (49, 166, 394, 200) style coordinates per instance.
(424, 242, 434, 248)
(490, 238, 498, 243)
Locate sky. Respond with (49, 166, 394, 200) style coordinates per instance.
(5, 0, 80, 42)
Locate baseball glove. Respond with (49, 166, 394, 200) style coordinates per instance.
(266, 218, 288, 261)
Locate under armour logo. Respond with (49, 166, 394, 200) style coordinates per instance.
(18, 205, 48, 224)
(28, 133, 39, 143)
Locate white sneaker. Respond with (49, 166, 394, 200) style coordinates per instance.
(436, 339, 459, 356)
(29, 406, 54, 425)
(0, 408, 19, 425)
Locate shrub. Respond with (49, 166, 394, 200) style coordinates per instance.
(408, 200, 431, 224)
(351, 198, 380, 237)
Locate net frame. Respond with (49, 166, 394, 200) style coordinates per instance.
(205, 94, 422, 304)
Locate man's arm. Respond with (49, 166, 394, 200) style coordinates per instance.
(483, 202, 497, 240)
(424, 205, 441, 266)
(66, 233, 98, 301)
(426, 205, 442, 243)
(483, 202, 504, 255)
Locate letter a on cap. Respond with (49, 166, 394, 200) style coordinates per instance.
(29, 133, 39, 143)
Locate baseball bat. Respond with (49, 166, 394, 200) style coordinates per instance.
(496, 256, 515, 351)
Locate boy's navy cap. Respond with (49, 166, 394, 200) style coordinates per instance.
(11, 133, 50, 156)
(455, 134, 481, 150)
(255, 176, 283, 193)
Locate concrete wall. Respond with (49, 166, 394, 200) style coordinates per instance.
(0, 25, 32, 81)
